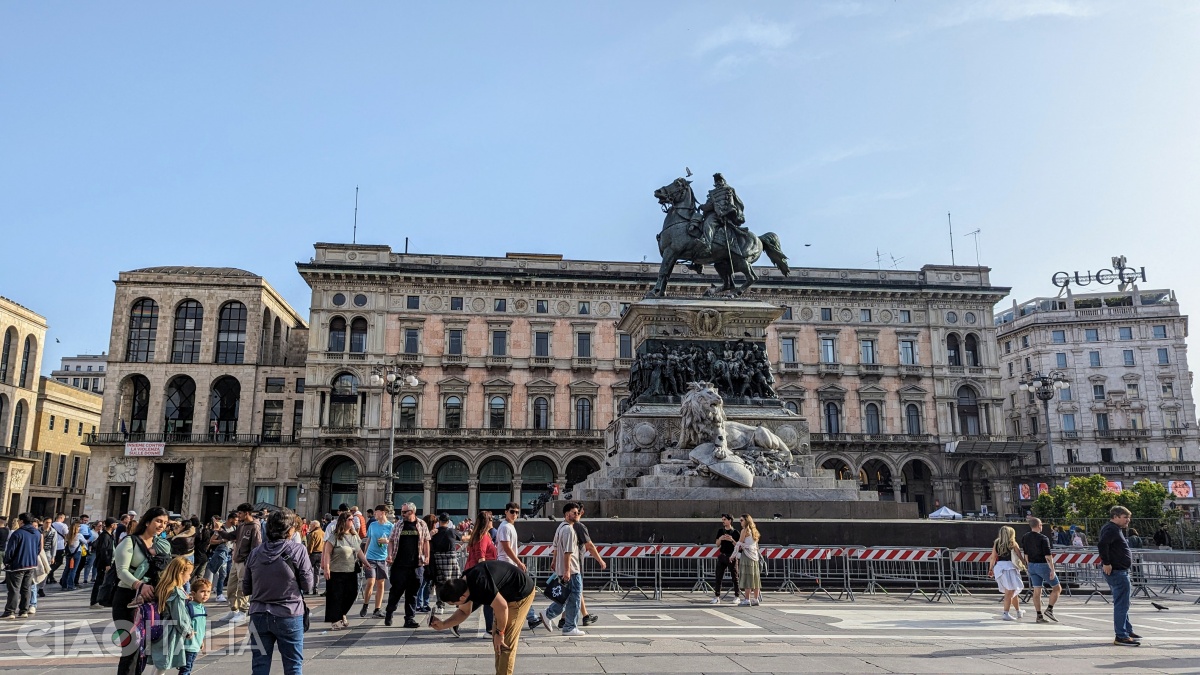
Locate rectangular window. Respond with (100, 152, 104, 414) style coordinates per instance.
(86, 365, 92, 372)
(619, 334, 632, 359)
(404, 328, 419, 354)
(448, 329, 463, 355)
(820, 308, 832, 321)
(1007, 362, 1014, 376)
(286, 486, 298, 510)
(900, 340, 917, 365)
(619, 302, 630, 315)
(450, 296, 463, 311)
(1027, 392, 1035, 405)
(1061, 414, 1076, 431)
(1123, 349, 1135, 366)
(1168, 447, 1183, 462)
(73, 377, 80, 387)
(71, 456, 81, 488)
(860, 309, 871, 322)
(77, 422, 83, 437)
(1059, 386, 1072, 401)
(1004, 341, 1012, 354)
(56, 455, 66, 487)
(1126, 383, 1139, 398)
(1056, 353, 1067, 368)
(262, 400, 284, 441)
(1021, 335, 1030, 348)
(1101, 448, 1114, 463)
(295, 378, 305, 393)
(1093, 384, 1106, 400)
(859, 339, 876, 364)
(1162, 381, 1175, 397)
(1067, 448, 1078, 464)
(578, 302, 590, 315)
(781, 337, 796, 364)
(1119, 327, 1133, 340)
(1135, 447, 1146, 461)
(1085, 328, 1100, 342)
(93, 378, 101, 390)
(781, 306, 793, 320)
(1052, 330, 1066, 344)
(820, 338, 836, 363)
(64, 418, 70, 433)
(494, 298, 506, 312)
(293, 401, 303, 437)
(1089, 351, 1101, 367)
(254, 486, 277, 506)
(82, 379, 91, 391)
(1153, 325, 1167, 339)
(577, 332, 591, 358)
(1012, 420, 1022, 436)
(75, 365, 81, 371)
(265, 377, 285, 393)
(1158, 348, 1170, 364)
(1166, 411, 1180, 427)
(49, 415, 54, 430)
(406, 295, 420, 310)
(1095, 412, 1110, 430)
(492, 330, 507, 356)
(1024, 357, 1031, 372)
(1030, 416, 1039, 435)
(536, 300, 548, 314)
(40, 454, 52, 485)
(534, 331, 550, 357)
(899, 310, 911, 323)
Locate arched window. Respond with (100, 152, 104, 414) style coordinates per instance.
(435, 459, 470, 519)
(957, 386, 980, 436)
(215, 302, 248, 364)
(0, 396, 6, 443)
(324, 458, 359, 514)
(532, 397, 549, 430)
(392, 458, 424, 512)
(327, 317, 347, 352)
(209, 376, 241, 437)
(18, 336, 34, 388)
(520, 459, 555, 510)
(824, 401, 841, 434)
(329, 373, 359, 428)
(489, 396, 507, 429)
(785, 401, 799, 414)
(0, 328, 14, 383)
(164, 375, 196, 436)
(575, 398, 592, 430)
(864, 402, 881, 435)
(479, 459, 514, 511)
(10, 400, 26, 448)
(444, 396, 462, 429)
(127, 299, 158, 362)
(565, 457, 599, 490)
(398, 395, 417, 429)
(171, 300, 204, 364)
(965, 334, 980, 367)
(128, 375, 151, 434)
(271, 316, 282, 365)
(349, 318, 368, 353)
(905, 403, 922, 435)
(946, 334, 961, 367)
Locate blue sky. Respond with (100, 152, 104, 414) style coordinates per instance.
(3, 1, 1198, 373)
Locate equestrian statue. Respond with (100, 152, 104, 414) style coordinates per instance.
(648, 173, 791, 298)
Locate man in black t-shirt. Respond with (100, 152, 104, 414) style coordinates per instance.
(711, 514, 741, 603)
(384, 502, 430, 627)
(434, 561, 538, 675)
(1019, 518, 1061, 623)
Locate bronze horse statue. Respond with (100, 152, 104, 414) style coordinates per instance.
(647, 177, 790, 298)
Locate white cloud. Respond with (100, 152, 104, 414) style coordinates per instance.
(931, 0, 1094, 29)
(694, 18, 796, 57)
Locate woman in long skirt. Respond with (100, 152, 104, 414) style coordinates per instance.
(987, 525, 1026, 620)
(322, 512, 367, 629)
(736, 514, 762, 606)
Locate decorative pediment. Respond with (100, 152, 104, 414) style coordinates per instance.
(569, 379, 600, 395)
(525, 378, 558, 395)
(437, 375, 471, 394)
(1088, 374, 1107, 384)
(817, 383, 847, 400)
(898, 384, 929, 402)
(483, 377, 515, 394)
(1121, 372, 1141, 382)
(777, 383, 807, 398)
(857, 384, 888, 401)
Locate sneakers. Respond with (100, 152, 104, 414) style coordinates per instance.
(384, 615, 394, 627)
(737, 599, 750, 606)
(228, 611, 248, 625)
(1113, 637, 1140, 647)
(216, 594, 227, 603)
(583, 614, 598, 626)
(1044, 607, 1057, 622)
(750, 599, 760, 606)
(1129, 632, 1142, 639)
(90, 604, 102, 609)
(1016, 609, 1025, 618)
(709, 597, 722, 604)
(403, 620, 421, 629)
(1036, 615, 1048, 624)
(538, 611, 554, 634)
(218, 611, 237, 622)
(563, 628, 587, 637)
(528, 615, 543, 631)
(359, 604, 368, 618)
(27, 607, 35, 616)
(1, 612, 15, 620)
(449, 625, 461, 638)
(372, 609, 384, 618)
(1001, 612, 1015, 621)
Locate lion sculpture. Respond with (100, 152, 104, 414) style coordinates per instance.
(678, 382, 797, 484)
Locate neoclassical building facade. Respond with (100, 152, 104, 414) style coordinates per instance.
(0, 295, 48, 517)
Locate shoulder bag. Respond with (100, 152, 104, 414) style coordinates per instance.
(541, 573, 567, 604)
(280, 549, 312, 632)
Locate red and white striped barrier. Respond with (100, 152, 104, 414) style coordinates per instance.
(1055, 552, 1101, 565)
(518, 544, 553, 557)
(854, 547, 942, 562)
(763, 547, 843, 560)
(951, 550, 993, 563)
(657, 545, 719, 558)
(595, 545, 654, 558)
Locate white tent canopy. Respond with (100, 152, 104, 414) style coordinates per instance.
(928, 506, 962, 520)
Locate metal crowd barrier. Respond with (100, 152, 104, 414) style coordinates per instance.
(763, 546, 845, 601)
(1053, 550, 1106, 603)
(849, 547, 951, 603)
(1132, 550, 1200, 597)
(947, 548, 993, 596)
(657, 545, 719, 598)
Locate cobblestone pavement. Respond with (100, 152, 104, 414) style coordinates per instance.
(2, 586, 1199, 673)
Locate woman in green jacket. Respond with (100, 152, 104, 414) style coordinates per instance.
(112, 507, 170, 675)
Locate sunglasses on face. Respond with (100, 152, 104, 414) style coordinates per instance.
(507, 509, 520, 514)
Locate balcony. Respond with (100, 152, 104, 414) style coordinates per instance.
(780, 361, 802, 374)
(859, 363, 883, 376)
(397, 352, 422, 365)
(323, 351, 344, 361)
(1163, 427, 1187, 437)
(615, 358, 633, 371)
(315, 427, 604, 443)
(320, 427, 361, 437)
(818, 362, 843, 376)
(86, 433, 261, 445)
(347, 352, 367, 361)
(0, 445, 39, 459)
(1095, 428, 1151, 440)
(531, 356, 555, 370)
(900, 364, 923, 377)
(948, 365, 965, 375)
(811, 433, 935, 444)
(486, 355, 511, 369)
(441, 354, 466, 368)
(1060, 430, 1080, 440)
(572, 357, 596, 371)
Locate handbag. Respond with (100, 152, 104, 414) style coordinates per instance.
(281, 550, 312, 632)
(96, 567, 120, 607)
(541, 574, 568, 603)
(33, 551, 52, 585)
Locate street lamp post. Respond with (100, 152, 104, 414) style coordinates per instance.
(1019, 370, 1070, 490)
(371, 365, 419, 508)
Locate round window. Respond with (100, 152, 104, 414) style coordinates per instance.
(965, 312, 977, 324)
(946, 311, 958, 324)
(353, 294, 368, 307)
(332, 293, 346, 306)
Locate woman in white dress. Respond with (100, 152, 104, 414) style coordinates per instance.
(987, 525, 1026, 620)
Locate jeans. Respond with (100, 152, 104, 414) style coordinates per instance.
(544, 573, 583, 632)
(208, 550, 230, 596)
(1104, 569, 1134, 639)
(250, 612, 305, 675)
(416, 579, 430, 608)
(3, 568, 33, 615)
(179, 650, 199, 675)
(30, 582, 38, 608)
(61, 550, 81, 590)
(79, 551, 96, 583)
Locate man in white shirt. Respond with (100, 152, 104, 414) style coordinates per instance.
(534, 502, 586, 637)
(495, 502, 525, 571)
(46, 514, 68, 585)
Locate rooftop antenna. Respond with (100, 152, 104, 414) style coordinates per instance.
(889, 254, 905, 270)
(947, 212, 956, 265)
(352, 185, 359, 244)
(964, 229, 981, 267)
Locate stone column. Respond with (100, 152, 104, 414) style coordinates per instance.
(422, 478, 433, 518)
(891, 477, 903, 503)
(467, 479, 479, 516)
(511, 479, 523, 506)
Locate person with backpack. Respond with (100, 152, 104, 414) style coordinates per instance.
(61, 521, 85, 591)
(243, 508, 314, 675)
(150, 556, 195, 671)
(90, 518, 119, 608)
(112, 507, 172, 675)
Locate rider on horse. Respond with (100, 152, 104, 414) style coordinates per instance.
(691, 173, 750, 270)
